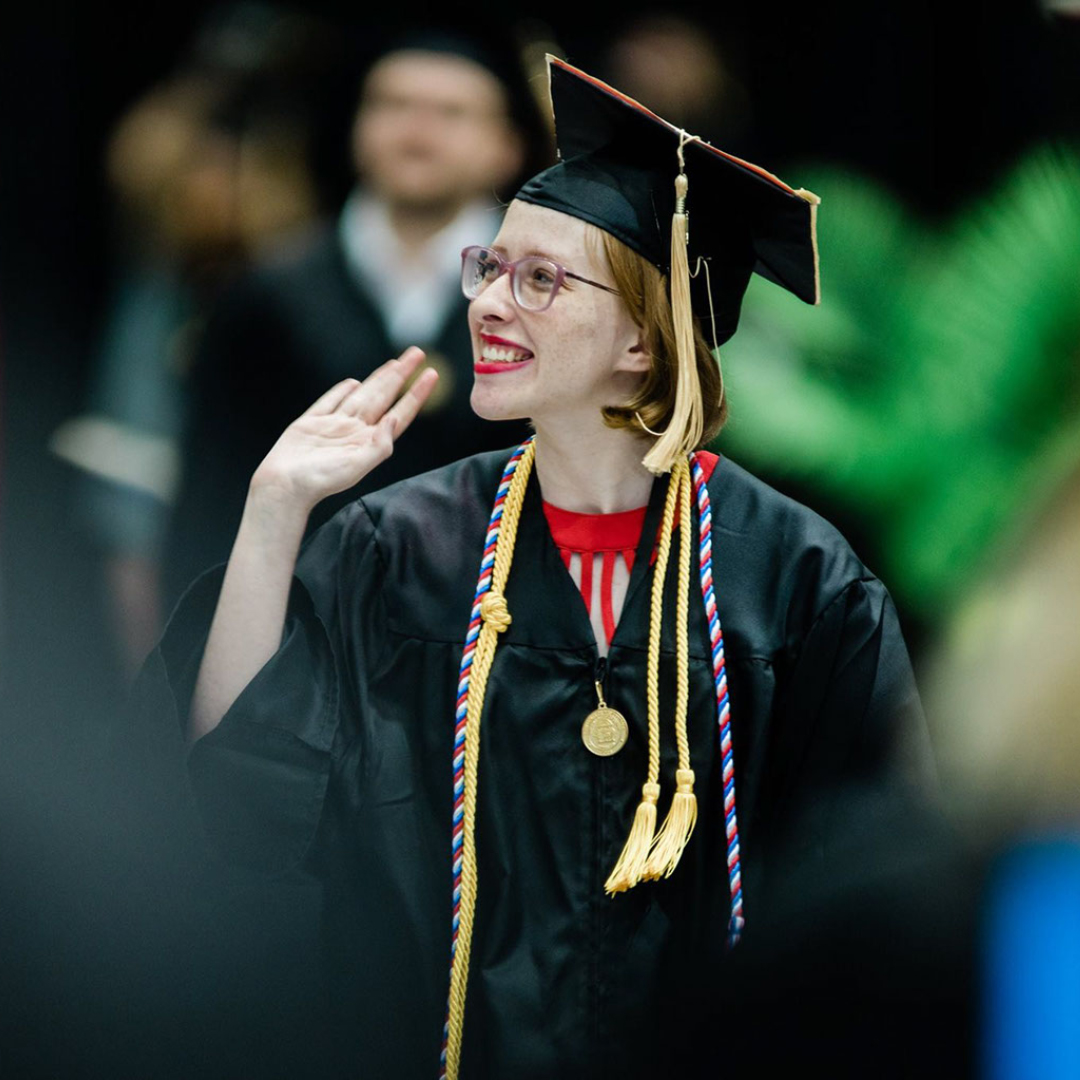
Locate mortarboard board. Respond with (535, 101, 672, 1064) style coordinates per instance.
(516, 56, 820, 474)
(518, 56, 819, 345)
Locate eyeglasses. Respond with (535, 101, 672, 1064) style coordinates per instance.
(460, 245, 620, 312)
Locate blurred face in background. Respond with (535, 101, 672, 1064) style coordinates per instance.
(352, 49, 524, 212)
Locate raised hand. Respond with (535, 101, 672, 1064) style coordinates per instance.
(190, 347, 437, 738)
(251, 346, 438, 513)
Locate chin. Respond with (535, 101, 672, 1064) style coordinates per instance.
(469, 385, 528, 423)
(381, 174, 460, 210)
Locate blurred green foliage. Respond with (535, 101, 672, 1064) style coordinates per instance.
(718, 144, 1080, 622)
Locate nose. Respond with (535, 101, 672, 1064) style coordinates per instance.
(470, 267, 517, 323)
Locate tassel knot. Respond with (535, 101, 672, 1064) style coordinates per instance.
(674, 768, 695, 793)
(480, 591, 512, 632)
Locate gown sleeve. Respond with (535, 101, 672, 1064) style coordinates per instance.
(750, 572, 939, 916)
(122, 498, 382, 877)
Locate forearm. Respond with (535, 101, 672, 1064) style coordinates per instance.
(188, 352, 435, 740)
(189, 484, 309, 741)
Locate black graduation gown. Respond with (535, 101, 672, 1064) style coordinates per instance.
(138, 449, 930, 1079)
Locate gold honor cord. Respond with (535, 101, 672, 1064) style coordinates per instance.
(604, 459, 686, 894)
(605, 457, 699, 893)
(444, 440, 536, 1080)
(645, 461, 698, 878)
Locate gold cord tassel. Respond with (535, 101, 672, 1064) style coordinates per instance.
(646, 768, 699, 879)
(606, 780, 660, 888)
(642, 143, 704, 476)
(444, 441, 535, 1080)
(645, 462, 699, 878)
(604, 463, 681, 894)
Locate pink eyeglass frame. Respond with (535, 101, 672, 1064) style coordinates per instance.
(461, 245, 620, 312)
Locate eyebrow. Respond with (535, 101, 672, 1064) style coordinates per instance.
(489, 244, 569, 264)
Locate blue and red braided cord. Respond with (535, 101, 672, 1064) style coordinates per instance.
(441, 438, 533, 1078)
(691, 452, 744, 948)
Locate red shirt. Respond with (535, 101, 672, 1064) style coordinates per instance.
(541, 451, 719, 646)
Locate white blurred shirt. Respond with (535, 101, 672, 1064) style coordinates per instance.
(339, 190, 501, 350)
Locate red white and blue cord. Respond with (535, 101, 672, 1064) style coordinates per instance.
(441, 437, 533, 1078)
(691, 451, 744, 948)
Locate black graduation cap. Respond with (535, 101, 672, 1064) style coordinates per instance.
(517, 56, 820, 347)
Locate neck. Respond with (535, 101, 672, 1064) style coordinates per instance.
(386, 200, 464, 260)
(532, 420, 655, 513)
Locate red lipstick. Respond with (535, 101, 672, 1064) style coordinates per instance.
(480, 333, 532, 352)
(475, 331, 534, 374)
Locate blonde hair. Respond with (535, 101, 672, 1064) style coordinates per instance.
(588, 225, 727, 447)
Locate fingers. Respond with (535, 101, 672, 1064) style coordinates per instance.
(305, 378, 361, 416)
(384, 366, 440, 439)
(338, 347, 427, 423)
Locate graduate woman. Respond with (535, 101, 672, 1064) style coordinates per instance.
(155, 59, 931, 1079)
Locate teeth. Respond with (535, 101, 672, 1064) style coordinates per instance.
(481, 345, 531, 363)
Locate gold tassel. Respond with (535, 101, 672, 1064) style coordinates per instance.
(604, 782, 660, 894)
(644, 769, 698, 879)
(604, 465, 681, 896)
(645, 461, 698, 879)
(642, 148, 704, 476)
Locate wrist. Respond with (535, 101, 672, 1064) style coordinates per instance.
(243, 480, 313, 537)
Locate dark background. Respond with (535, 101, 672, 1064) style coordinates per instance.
(1, 2, 1076, 1075)
(6, 0, 1076, 740)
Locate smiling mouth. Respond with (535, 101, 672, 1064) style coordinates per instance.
(478, 344, 534, 363)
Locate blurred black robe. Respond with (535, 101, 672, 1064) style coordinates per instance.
(133, 448, 935, 1079)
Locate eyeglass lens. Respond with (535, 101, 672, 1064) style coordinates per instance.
(462, 248, 561, 312)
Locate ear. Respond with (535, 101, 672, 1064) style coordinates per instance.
(614, 326, 652, 375)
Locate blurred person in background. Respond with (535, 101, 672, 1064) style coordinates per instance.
(161, 28, 547, 613)
(50, 4, 343, 675)
(597, 12, 752, 151)
(87, 26, 547, 1078)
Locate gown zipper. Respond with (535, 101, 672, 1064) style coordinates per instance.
(590, 652, 607, 1056)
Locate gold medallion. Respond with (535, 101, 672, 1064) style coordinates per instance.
(581, 681, 628, 756)
(582, 707, 629, 756)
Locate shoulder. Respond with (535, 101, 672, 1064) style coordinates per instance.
(300, 448, 517, 565)
(705, 455, 882, 655)
(193, 227, 339, 351)
(358, 448, 516, 563)
(710, 456, 864, 572)
(293, 449, 518, 639)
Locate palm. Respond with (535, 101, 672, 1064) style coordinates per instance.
(252, 347, 438, 510)
(276, 411, 395, 494)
